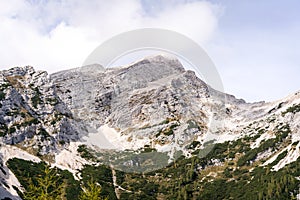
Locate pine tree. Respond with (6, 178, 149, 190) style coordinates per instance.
(79, 180, 108, 200)
(23, 166, 65, 200)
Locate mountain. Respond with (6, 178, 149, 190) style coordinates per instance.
(0, 55, 299, 199)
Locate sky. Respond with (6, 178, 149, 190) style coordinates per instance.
(0, 0, 299, 102)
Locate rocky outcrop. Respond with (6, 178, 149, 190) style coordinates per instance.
(0, 66, 82, 154)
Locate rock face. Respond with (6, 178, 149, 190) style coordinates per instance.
(1, 55, 300, 154)
(0, 66, 82, 154)
(50, 55, 228, 152)
(0, 55, 300, 199)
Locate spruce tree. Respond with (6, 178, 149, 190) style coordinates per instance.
(23, 166, 65, 200)
(79, 180, 108, 200)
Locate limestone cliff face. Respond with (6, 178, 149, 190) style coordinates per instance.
(1, 55, 300, 155)
(0, 66, 82, 154)
(49, 55, 225, 150)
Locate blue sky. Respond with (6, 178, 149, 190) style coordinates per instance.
(0, 0, 299, 102)
(206, 0, 300, 101)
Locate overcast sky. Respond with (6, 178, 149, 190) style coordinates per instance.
(0, 0, 299, 102)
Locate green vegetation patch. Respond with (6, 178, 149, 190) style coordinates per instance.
(77, 145, 97, 161)
(31, 87, 42, 109)
(270, 150, 288, 166)
(6, 158, 82, 200)
(282, 104, 300, 116)
(80, 164, 117, 200)
(0, 91, 5, 100)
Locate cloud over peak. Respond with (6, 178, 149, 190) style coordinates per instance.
(0, 0, 220, 73)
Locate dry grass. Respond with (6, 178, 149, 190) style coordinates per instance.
(6, 75, 25, 89)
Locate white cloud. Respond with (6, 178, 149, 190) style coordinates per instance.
(144, 1, 219, 43)
(1, 1, 299, 103)
(0, 0, 220, 73)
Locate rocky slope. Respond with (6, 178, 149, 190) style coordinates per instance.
(0, 55, 299, 199)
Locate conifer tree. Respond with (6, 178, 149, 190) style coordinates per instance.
(79, 179, 108, 200)
(23, 166, 65, 200)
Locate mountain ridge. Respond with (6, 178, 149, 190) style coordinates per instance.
(0, 55, 299, 199)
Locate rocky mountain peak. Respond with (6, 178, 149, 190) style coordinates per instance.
(0, 66, 35, 77)
(111, 54, 186, 88)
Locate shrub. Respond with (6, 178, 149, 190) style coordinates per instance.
(0, 91, 5, 100)
(282, 104, 300, 116)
